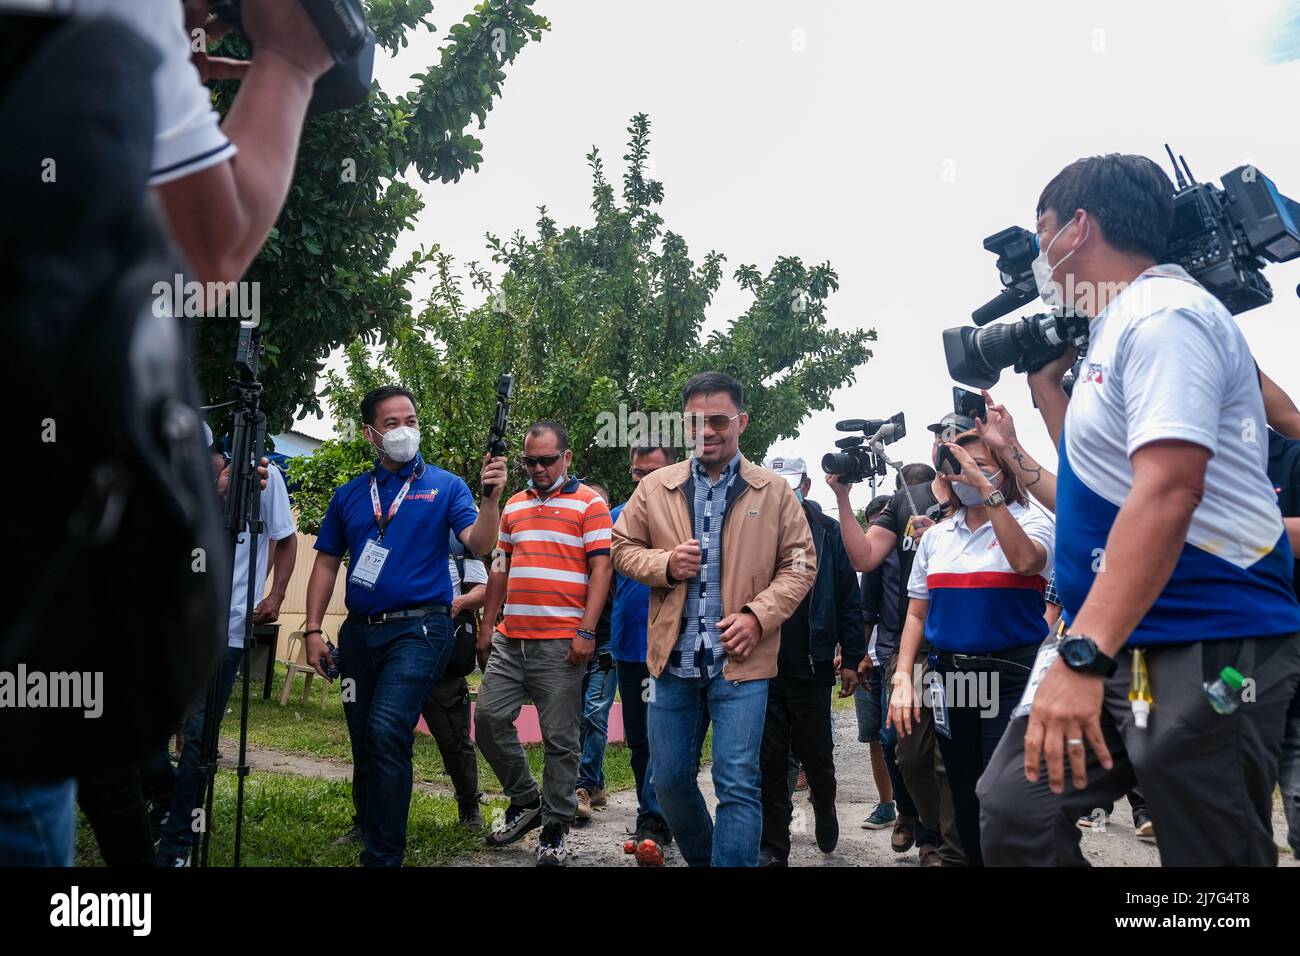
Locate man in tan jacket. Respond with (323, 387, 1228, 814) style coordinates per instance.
(611, 372, 816, 866)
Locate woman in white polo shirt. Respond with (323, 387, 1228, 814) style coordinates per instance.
(888, 430, 1055, 866)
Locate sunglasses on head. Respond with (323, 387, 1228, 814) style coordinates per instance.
(681, 412, 740, 434)
(520, 453, 563, 468)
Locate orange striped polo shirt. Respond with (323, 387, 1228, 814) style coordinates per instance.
(497, 476, 612, 639)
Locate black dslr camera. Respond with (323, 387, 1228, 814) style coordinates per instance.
(822, 413, 905, 484)
(943, 149, 1300, 390)
(208, 0, 376, 115)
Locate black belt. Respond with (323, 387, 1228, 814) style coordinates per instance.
(934, 643, 1039, 675)
(347, 604, 450, 626)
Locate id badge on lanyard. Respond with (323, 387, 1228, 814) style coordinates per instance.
(350, 467, 419, 590)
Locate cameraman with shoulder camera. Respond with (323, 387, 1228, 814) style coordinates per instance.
(977, 154, 1300, 866)
(20, 0, 335, 285)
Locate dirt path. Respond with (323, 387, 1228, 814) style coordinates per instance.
(452, 709, 1298, 868)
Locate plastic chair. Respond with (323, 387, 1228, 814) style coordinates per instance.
(280, 628, 330, 710)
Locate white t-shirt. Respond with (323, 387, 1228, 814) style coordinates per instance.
(11, 0, 236, 184)
(1056, 264, 1300, 644)
(228, 463, 296, 648)
(906, 500, 1055, 653)
(448, 554, 488, 592)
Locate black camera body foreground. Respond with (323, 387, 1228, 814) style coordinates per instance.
(822, 412, 905, 484)
(944, 150, 1300, 390)
(207, 0, 376, 116)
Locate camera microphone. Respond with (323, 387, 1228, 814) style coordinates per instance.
(972, 287, 1035, 326)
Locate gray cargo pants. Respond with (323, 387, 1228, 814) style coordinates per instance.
(474, 633, 585, 828)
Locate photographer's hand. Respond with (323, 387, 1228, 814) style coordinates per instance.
(479, 452, 508, 504)
(976, 390, 1018, 455)
(942, 442, 993, 496)
(241, 0, 335, 80)
(1027, 347, 1076, 447)
(184, 1, 249, 81)
(157, 1, 334, 288)
(980, 391, 1058, 512)
(825, 473, 851, 500)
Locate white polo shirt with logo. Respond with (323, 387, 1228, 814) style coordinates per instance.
(907, 501, 1056, 653)
(1055, 264, 1300, 645)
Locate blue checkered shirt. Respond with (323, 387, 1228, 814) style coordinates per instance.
(668, 452, 742, 679)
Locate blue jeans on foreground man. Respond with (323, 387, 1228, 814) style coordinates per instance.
(576, 649, 618, 794)
(157, 644, 244, 863)
(342, 612, 453, 867)
(0, 779, 76, 866)
(648, 669, 768, 866)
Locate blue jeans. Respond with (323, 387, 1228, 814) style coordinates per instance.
(576, 650, 618, 792)
(648, 669, 768, 867)
(342, 612, 452, 867)
(0, 779, 76, 866)
(157, 644, 244, 860)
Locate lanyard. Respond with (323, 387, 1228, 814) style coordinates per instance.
(369, 464, 424, 540)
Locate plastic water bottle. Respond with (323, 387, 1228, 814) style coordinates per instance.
(1202, 666, 1246, 715)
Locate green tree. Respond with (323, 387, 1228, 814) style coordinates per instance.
(197, 0, 550, 438)
(291, 114, 875, 534)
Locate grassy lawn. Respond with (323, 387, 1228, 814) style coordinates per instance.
(76, 771, 504, 867)
(224, 662, 641, 794)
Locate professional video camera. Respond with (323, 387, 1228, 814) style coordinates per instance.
(208, 0, 376, 115)
(944, 149, 1300, 389)
(822, 413, 905, 486)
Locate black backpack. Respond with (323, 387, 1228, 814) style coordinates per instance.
(0, 13, 229, 780)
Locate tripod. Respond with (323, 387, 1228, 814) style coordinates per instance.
(193, 323, 266, 867)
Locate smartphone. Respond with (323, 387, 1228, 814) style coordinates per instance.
(953, 386, 987, 423)
(935, 443, 962, 477)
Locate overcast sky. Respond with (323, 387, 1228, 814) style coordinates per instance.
(300, 0, 1300, 513)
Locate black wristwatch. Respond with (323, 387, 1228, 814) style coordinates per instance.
(1059, 633, 1118, 678)
(576, 629, 597, 642)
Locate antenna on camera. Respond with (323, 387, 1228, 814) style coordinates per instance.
(1164, 143, 1189, 191)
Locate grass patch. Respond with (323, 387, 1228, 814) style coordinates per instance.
(225, 662, 634, 794)
(76, 771, 500, 867)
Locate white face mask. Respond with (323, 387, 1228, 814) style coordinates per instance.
(1032, 219, 1088, 311)
(370, 424, 420, 463)
(955, 469, 1001, 507)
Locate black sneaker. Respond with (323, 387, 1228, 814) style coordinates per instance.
(813, 801, 839, 854)
(485, 799, 543, 848)
(458, 797, 484, 829)
(332, 825, 363, 846)
(536, 822, 568, 866)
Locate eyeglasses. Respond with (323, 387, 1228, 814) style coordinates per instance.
(681, 412, 741, 434)
(520, 453, 563, 468)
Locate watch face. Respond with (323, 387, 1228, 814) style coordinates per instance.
(1061, 637, 1095, 669)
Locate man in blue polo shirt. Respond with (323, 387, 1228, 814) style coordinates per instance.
(304, 385, 506, 866)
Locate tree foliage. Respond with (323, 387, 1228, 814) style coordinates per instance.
(291, 114, 875, 532)
(196, 0, 550, 437)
